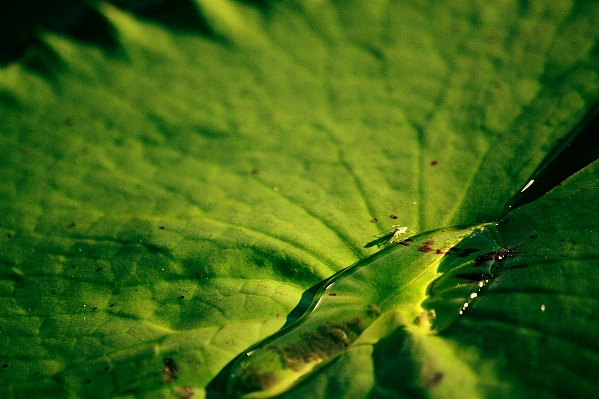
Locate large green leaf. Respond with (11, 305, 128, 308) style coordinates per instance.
(1, 1, 599, 398)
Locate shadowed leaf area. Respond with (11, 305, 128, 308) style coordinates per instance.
(1, 0, 599, 398)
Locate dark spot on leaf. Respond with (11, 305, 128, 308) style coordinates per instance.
(276, 313, 280, 318)
(109, 304, 114, 307)
(64, 117, 74, 127)
(85, 379, 91, 384)
(180, 296, 185, 299)
(328, 293, 337, 296)
(368, 304, 381, 316)
(159, 226, 165, 230)
(163, 358, 180, 384)
(104, 367, 109, 371)
(145, 243, 162, 253)
(418, 245, 433, 253)
(370, 218, 377, 223)
(270, 317, 366, 371)
(7, 233, 11, 239)
(422, 372, 444, 389)
(95, 268, 102, 272)
(67, 222, 76, 229)
(390, 215, 398, 219)
(251, 168, 259, 175)
(178, 386, 195, 399)
(430, 160, 438, 166)
(92, 307, 97, 311)
(232, 364, 280, 395)
(561, 239, 566, 242)
(1, 364, 8, 368)
(530, 234, 538, 239)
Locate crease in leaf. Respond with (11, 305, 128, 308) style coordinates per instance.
(226, 224, 511, 398)
(503, 100, 599, 213)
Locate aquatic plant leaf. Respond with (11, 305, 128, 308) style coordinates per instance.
(2, 0, 599, 398)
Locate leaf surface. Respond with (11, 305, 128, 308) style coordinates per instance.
(1, 1, 599, 398)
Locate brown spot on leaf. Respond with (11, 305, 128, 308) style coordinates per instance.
(422, 372, 444, 389)
(368, 304, 381, 316)
(418, 245, 433, 253)
(233, 364, 280, 395)
(163, 358, 180, 384)
(177, 386, 195, 399)
(270, 317, 366, 371)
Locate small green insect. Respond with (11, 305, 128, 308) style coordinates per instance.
(389, 225, 408, 243)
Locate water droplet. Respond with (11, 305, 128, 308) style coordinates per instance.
(520, 179, 535, 192)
